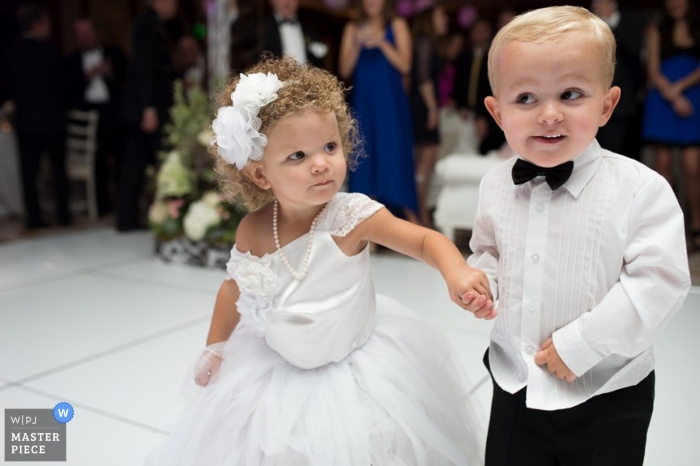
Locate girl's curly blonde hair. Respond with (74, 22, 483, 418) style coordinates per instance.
(212, 56, 361, 211)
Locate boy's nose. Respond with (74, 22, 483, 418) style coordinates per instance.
(538, 101, 563, 124)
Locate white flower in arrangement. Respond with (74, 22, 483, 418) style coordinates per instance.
(212, 72, 284, 170)
(197, 128, 214, 147)
(183, 199, 222, 241)
(148, 200, 169, 225)
(157, 151, 192, 199)
(201, 190, 221, 207)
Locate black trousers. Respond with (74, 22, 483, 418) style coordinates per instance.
(115, 126, 160, 231)
(483, 350, 654, 466)
(15, 131, 70, 227)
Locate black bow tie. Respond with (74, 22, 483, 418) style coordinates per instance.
(512, 159, 574, 190)
(278, 17, 299, 26)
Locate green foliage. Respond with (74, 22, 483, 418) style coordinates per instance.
(149, 80, 247, 245)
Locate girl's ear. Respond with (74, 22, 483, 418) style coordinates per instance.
(244, 163, 272, 190)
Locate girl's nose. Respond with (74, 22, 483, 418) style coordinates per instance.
(311, 154, 330, 174)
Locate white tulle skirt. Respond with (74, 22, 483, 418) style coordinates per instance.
(145, 296, 485, 466)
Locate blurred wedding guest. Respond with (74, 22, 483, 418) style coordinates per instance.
(65, 18, 127, 217)
(0, 3, 70, 229)
(410, 4, 448, 227)
(233, 0, 327, 70)
(117, 0, 178, 232)
(454, 17, 503, 155)
(175, 35, 205, 90)
(641, 0, 700, 249)
(339, 0, 418, 224)
(592, 0, 646, 158)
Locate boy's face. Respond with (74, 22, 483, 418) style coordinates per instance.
(485, 38, 620, 167)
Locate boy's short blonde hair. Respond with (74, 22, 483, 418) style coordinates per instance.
(213, 56, 361, 211)
(487, 6, 616, 93)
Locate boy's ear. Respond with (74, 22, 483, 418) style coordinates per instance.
(243, 163, 272, 190)
(484, 96, 503, 129)
(600, 86, 621, 127)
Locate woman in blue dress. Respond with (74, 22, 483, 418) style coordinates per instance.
(339, 0, 419, 223)
(642, 0, 700, 248)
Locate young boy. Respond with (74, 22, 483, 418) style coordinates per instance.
(464, 6, 692, 465)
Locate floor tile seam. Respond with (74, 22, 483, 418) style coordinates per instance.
(4, 382, 169, 435)
(0, 315, 210, 393)
(0, 254, 153, 293)
(93, 269, 219, 295)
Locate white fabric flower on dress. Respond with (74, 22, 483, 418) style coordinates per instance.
(227, 251, 281, 336)
(212, 72, 284, 170)
(230, 253, 280, 297)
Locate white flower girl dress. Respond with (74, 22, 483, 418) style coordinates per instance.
(146, 192, 484, 466)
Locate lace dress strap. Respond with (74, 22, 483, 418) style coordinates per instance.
(318, 192, 384, 237)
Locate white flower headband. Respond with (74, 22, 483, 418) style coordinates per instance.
(212, 72, 284, 170)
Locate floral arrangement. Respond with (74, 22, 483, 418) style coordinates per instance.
(148, 80, 246, 266)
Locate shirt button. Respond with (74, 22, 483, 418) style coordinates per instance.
(535, 203, 545, 213)
(526, 346, 534, 354)
(531, 253, 540, 263)
(528, 302, 537, 312)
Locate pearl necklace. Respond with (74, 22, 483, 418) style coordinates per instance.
(272, 200, 321, 281)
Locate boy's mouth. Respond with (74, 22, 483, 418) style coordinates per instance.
(533, 134, 565, 143)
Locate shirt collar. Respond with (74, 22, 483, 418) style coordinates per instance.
(562, 139, 601, 199)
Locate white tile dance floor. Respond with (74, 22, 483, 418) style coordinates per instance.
(1, 228, 698, 465)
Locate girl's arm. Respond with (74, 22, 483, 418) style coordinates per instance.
(645, 25, 676, 100)
(205, 279, 241, 346)
(414, 37, 439, 129)
(376, 17, 412, 75)
(339, 22, 361, 80)
(194, 279, 240, 387)
(352, 208, 494, 317)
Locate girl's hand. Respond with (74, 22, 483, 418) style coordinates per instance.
(194, 346, 224, 387)
(445, 264, 495, 317)
(672, 96, 694, 118)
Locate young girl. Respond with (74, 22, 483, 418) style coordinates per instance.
(145, 56, 494, 466)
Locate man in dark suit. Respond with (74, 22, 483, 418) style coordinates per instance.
(454, 18, 505, 155)
(592, 0, 646, 159)
(0, 3, 70, 229)
(233, 0, 327, 71)
(117, 0, 177, 232)
(65, 18, 127, 217)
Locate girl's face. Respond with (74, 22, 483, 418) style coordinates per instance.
(433, 7, 448, 37)
(362, 0, 384, 18)
(255, 109, 347, 211)
(665, 0, 688, 19)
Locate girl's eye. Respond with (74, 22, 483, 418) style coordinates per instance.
(561, 90, 582, 100)
(517, 94, 536, 104)
(288, 151, 305, 161)
(324, 142, 337, 153)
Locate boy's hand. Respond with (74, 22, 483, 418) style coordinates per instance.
(534, 338, 576, 382)
(461, 291, 497, 319)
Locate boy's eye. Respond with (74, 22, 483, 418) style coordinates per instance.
(517, 94, 536, 104)
(324, 142, 337, 153)
(288, 151, 305, 161)
(561, 90, 582, 100)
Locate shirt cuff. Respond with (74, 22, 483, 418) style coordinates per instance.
(552, 320, 605, 377)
